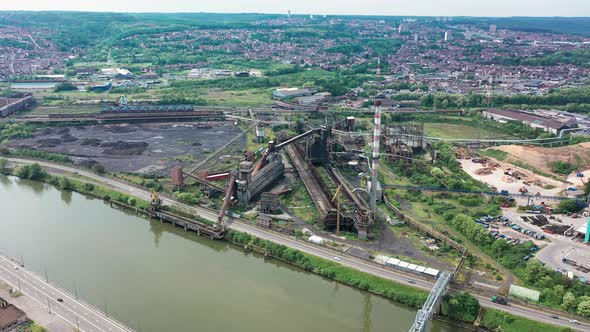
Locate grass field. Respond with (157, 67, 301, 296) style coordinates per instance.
(422, 123, 516, 140)
(27, 105, 103, 115)
(203, 88, 273, 106)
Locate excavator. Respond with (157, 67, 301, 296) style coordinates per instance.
(150, 190, 162, 212)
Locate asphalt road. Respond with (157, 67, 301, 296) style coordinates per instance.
(5, 158, 590, 331)
(0, 252, 132, 332)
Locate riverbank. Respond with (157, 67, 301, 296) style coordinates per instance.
(0, 160, 580, 331)
(0, 174, 447, 332)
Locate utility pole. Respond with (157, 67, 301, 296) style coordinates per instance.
(44, 268, 48, 283)
(74, 281, 78, 300)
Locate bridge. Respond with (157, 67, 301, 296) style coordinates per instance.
(409, 271, 453, 332)
(0, 250, 134, 332)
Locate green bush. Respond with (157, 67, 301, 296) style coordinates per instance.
(58, 177, 73, 190)
(480, 308, 564, 332)
(82, 183, 95, 191)
(13, 148, 71, 163)
(558, 199, 583, 213)
(441, 292, 480, 323)
(550, 161, 577, 175)
(16, 164, 47, 181)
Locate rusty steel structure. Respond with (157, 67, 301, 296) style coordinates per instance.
(285, 144, 338, 226)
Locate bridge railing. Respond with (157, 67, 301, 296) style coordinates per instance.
(409, 271, 453, 332)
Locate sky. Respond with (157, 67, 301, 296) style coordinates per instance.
(0, 0, 589, 17)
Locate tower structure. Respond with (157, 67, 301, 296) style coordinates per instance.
(370, 101, 382, 212)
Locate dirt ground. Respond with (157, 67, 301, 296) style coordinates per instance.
(8, 121, 245, 174)
(460, 159, 566, 196)
(491, 142, 590, 176)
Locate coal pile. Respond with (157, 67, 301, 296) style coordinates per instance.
(100, 140, 148, 155)
(39, 128, 54, 135)
(36, 138, 62, 148)
(521, 215, 549, 227)
(60, 134, 78, 143)
(105, 126, 137, 134)
(80, 138, 102, 146)
(75, 159, 99, 168)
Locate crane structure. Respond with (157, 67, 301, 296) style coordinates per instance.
(332, 185, 343, 236)
(149, 190, 162, 212)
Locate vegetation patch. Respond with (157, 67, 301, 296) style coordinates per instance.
(480, 308, 565, 332)
(481, 149, 509, 161)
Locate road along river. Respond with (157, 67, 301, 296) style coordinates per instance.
(0, 175, 466, 332)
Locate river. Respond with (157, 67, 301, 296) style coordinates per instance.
(0, 176, 467, 332)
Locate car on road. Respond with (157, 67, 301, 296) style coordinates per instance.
(333, 257, 341, 261)
(13, 265, 18, 270)
(408, 280, 416, 284)
(57, 298, 64, 303)
(551, 315, 559, 319)
(569, 319, 579, 325)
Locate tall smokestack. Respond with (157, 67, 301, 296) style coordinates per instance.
(370, 100, 382, 212)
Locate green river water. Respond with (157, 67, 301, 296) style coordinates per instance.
(0, 176, 468, 332)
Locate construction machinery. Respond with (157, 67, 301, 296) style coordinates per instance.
(218, 172, 238, 228)
(150, 191, 162, 212)
(332, 185, 343, 235)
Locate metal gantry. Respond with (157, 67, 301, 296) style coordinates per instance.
(409, 272, 453, 332)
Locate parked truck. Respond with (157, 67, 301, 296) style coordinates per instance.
(491, 296, 508, 305)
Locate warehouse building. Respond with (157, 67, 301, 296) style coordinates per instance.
(0, 93, 33, 117)
(483, 109, 573, 134)
(272, 87, 316, 100)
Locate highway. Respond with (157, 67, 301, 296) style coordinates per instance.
(4, 157, 590, 331)
(0, 252, 132, 332)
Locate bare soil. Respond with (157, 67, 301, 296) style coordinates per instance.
(491, 143, 590, 175)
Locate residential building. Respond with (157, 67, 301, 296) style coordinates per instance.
(0, 297, 28, 332)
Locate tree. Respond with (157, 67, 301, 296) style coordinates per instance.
(559, 199, 582, 214)
(0, 158, 7, 173)
(577, 300, 590, 317)
(82, 183, 95, 191)
(16, 163, 47, 181)
(91, 163, 106, 174)
(54, 82, 78, 92)
(562, 291, 578, 312)
(58, 177, 73, 190)
(442, 292, 480, 322)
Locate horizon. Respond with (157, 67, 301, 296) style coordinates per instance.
(1, 9, 590, 19)
(1, 0, 589, 17)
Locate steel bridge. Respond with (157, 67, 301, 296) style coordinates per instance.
(409, 272, 453, 332)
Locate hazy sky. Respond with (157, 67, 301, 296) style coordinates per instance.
(0, 0, 588, 17)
